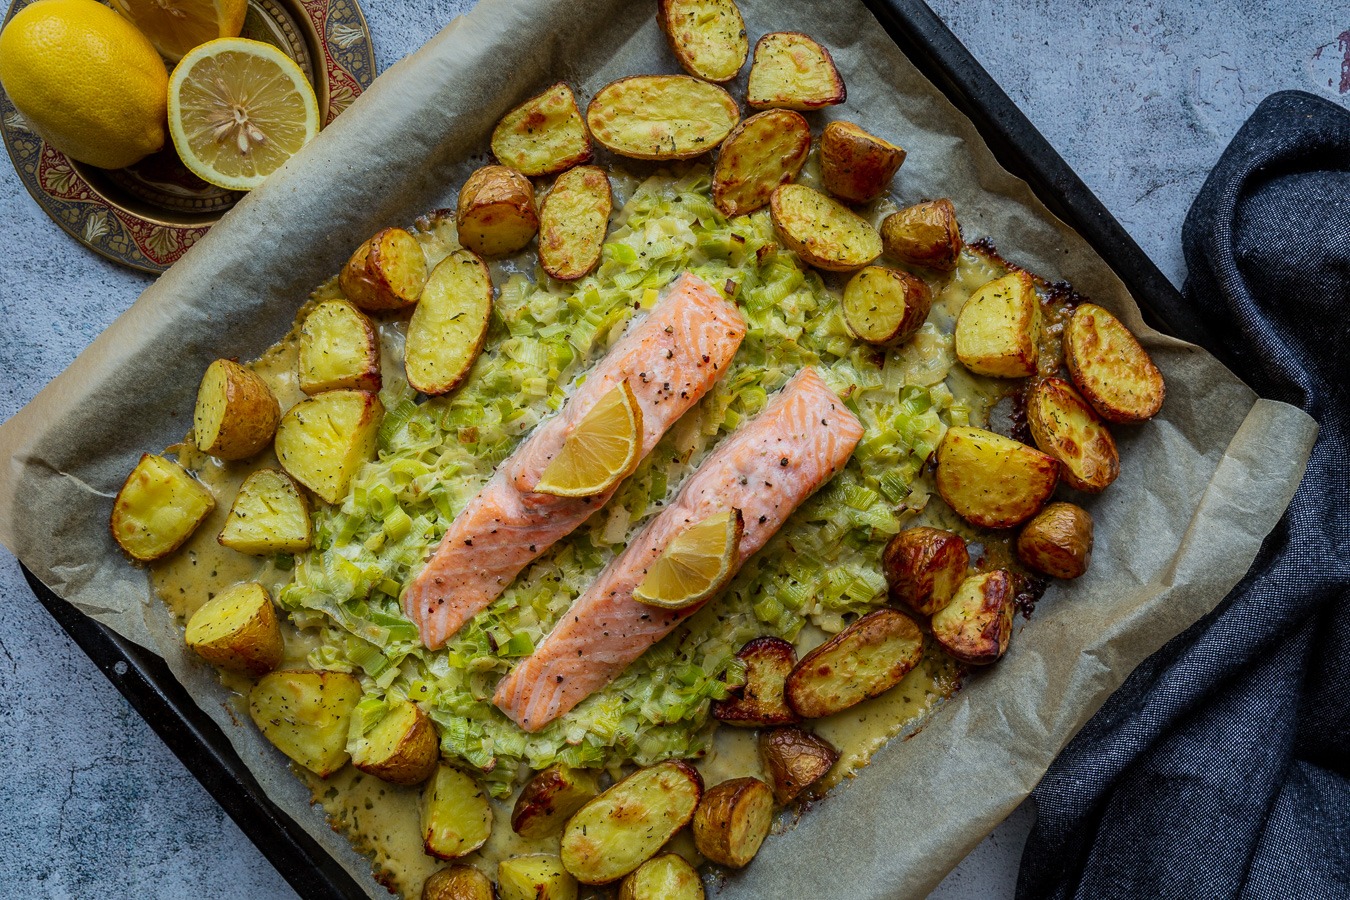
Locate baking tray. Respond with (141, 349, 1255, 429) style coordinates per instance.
(19, 1, 1210, 896)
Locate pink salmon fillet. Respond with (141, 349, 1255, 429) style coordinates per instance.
(403, 273, 746, 649)
(493, 367, 863, 731)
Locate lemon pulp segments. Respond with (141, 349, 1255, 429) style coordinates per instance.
(110, 0, 247, 62)
(634, 509, 745, 609)
(534, 382, 643, 497)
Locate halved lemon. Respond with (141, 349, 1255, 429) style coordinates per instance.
(168, 38, 320, 191)
(634, 509, 744, 610)
(534, 382, 643, 498)
(110, 0, 247, 62)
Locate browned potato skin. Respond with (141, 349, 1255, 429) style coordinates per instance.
(841, 266, 932, 347)
(770, 183, 882, 272)
(712, 109, 811, 217)
(457, 165, 539, 257)
(511, 764, 602, 840)
(759, 727, 838, 804)
(1064, 302, 1166, 424)
(1017, 502, 1094, 579)
(785, 608, 925, 718)
(422, 865, 494, 900)
(339, 227, 427, 312)
(351, 701, 440, 786)
(883, 526, 970, 616)
(712, 635, 800, 727)
(193, 358, 281, 460)
(657, 0, 749, 83)
(881, 199, 962, 271)
(185, 582, 283, 676)
(746, 31, 846, 110)
(692, 777, 774, 868)
(932, 570, 1016, 665)
(820, 121, 906, 204)
(1027, 376, 1120, 492)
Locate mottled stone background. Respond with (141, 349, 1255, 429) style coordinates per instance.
(0, 1, 1344, 897)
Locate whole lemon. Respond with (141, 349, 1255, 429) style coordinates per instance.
(0, 0, 169, 169)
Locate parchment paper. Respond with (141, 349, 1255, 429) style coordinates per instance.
(0, 0, 1318, 896)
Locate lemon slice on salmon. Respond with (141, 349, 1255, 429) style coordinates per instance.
(110, 0, 247, 62)
(634, 509, 744, 609)
(534, 382, 643, 497)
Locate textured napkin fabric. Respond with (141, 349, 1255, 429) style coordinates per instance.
(1017, 90, 1350, 900)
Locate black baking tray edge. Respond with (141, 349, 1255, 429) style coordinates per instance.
(20, 1, 1210, 897)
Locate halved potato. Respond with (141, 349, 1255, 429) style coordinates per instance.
(1027, 376, 1120, 492)
(491, 82, 592, 177)
(560, 760, 704, 884)
(539, 165, 612, 281)
(882, 526, 969, 616)
(954, 271, 1041, 378)
(349, 697, 439, 786)
(935, 426, 1058, 528)
(657, 0, 748, 83)
(881, 198, 962, 271)
(711, 109, 811, 217)
(511, 764, 602, 840)
(692, 777, 774, 868)
(422, 865, 494, 900)
(619, 853, 703, 900)
(185, 581, 283, 676)
(457, 165, 539, 257)
(746, 32, 845, 110)
(712, 636, 800, 727)
(587, 75, 739, 161)
(248, 669, 363, 777)
(785, 609, 925, 718)
(1017, 501, 1093, 579)
(820, 121, 906, 204)
(218, 468, 312, 555)
(111, 453, 215, 562)
(842, 265, 932, 346)
(275, 389, 383, 504)
(422, 764, 494, 860)
(758, 727, 837, 804)
(1064, 302, 1166, 424)
(192, 358, 281, 460)
(298, 299, 381, 395)
(499, 855, 578, 900)
(932, 570, 1016, 665)
(340, 227, 428, 312)
(405, 251, 493, 396)
(770, 184, 882, 272)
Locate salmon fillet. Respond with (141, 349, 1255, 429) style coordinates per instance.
(493, 367, 863, 732)
(404, 273, 746, 649)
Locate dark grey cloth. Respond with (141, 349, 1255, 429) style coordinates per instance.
(1016, 91, 1350, 900)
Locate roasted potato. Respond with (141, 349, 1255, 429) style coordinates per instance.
(1064, 302, 1166, 424)
(587, 75, 740, 161)
(511, 764, 602, 840)
(217, 468, 312, 555)
(111, 453, 215, 562)
(539, 165, 612, 281)
(457, 165, 539, 257)
(770, 184, 882, 272)
(657, 0, 748, 83)
(785, 608, 925, 718)
(746, 32, 845, 110)
(935, 426, 1058, 528)
(422, 865, 494, 900)
(932, 570, 1016, 665)
(274, 389, 383, 504)
(712, 635, 800, 727)
(348, 697, 439, 786)
(185, 581, 283, 676)
(491, 82, 592, 177)
(405, 251, 493, 396)
(1027, 376, 1120, 492)
(880, 198, 962, 271)
(422, 764, 494, 860)
(820, 121, 906, 204)
(692, 777, 774, 868)
(297, 299, 381, 395)
(1017, 501, 1093, 579)
(248, 669, 363, 777)
(882, 526, 969, 616)
(711, 109, 811, 217)
(758, 727, 838, 804)
(560, 760, 704, 884)
(339, 227, 428, 312)
(499, 855, 578, 900)
(954, 271, 1041, 378)
(619, 853, 704, 900)
(192, 358, 281, 460)
(841, 265, 932, 347)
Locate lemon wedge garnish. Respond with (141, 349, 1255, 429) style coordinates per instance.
(534, 382, 643, 498)
(634, 509, 744, 610)
(110, 0, 247, 62)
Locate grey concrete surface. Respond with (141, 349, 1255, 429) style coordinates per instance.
(0, 1, 1344, 897)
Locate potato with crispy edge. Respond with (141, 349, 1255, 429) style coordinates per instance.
(746, 32, 845, 110)
(785, 608, 925, 718)
(712, 635, 800, 727)
(770, 184, 882, 272)
(932, 570, 1016, 665)
(1064, 302, 1166, 423)
(882, 526, 969, 616)
(935, 426, 1058, 528)
(274, 390, 383, 504)
(340, 227, 428, 312)
(620, 854, 703, 900)
(842, 265, 932, 347)
(422, 764, 494, 860)
(422, 865, 493, 900)
(693, 777, 774, 868)
(759, 727, 838, 804)
(560, 760, 704, 884)
(111, 454, 215, 562)
(492, 82, 592, 177)
(217, 468, 311, 556)
(1027, 376, 1120, 492)
(405, 251, 493, 396)
(192, 358, 280, 460)
(457, 166, 538, 258)
(185, 581, 283, 676)
(511, 764, 602, 840)
(499, 855, 577, 900)
(248, 669, 362, 777)
(1017, 502, 1093, 579)
(298, 299, 381, 395)
(587, 75, 739, 161)
(539, 165, 612, 281)
(658, 0, 747, 83)
(954, 271, 1041, 377)
(820, 121, 906, 204)
(712, 109, 811, 217)
(881, 198, 962, 271)
(348, 697, 439, 786)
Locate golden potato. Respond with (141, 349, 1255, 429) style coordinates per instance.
(954, 271, 1041, 378)
(712, 635, 800, 727)
(110, 453, 215, 563)
(1017, 501, 1093, 579)
(405, 250, 493, 396)
(692, 777, 774, 868)
(511, 764, 602, 840)
(619, 853, 703, 900)
(785, 608, 925, 718)
(422, 865, 493, 900)
(297, 299, 381, 395)
(499, 855, 577, 900)
(935, 426, 1058, 528)
(842, 265, 932, 346)
(1027, 376, 1120, 492)
(882, 526, 969, 616)
(657, 0, 748, 83)
(1064, 302, 1166, 423)
(770, 183, 882, 272)
(457, 165, 539, 257)
(711, 109, 811, 217)
(746, 32, 845, 110)
(192, 358, 280, 460)
(422, 764, 494, 860)
(274, 390, 383, 504)
(820, 121, 906, 204)
(758, 727, 837, 804)
(587, 75, 740, 161)
(217, 468, 312, 556)
(340, 227, 428, 312)
(491, 82, 592, 177)
(349, 697, 439, 786)
(881, 198, 962, 271)
(185, 581, 283, 676)
(248, 669, 363, 777)
(539, 165, 612, 281)
(932, 570, 1016, 665)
